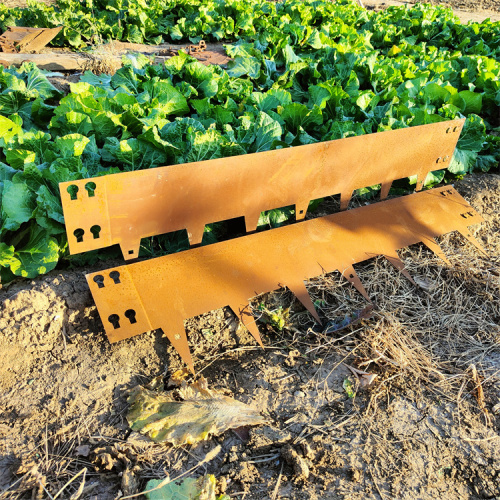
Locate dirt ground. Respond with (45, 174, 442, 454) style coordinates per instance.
(1, 172, 499, 499)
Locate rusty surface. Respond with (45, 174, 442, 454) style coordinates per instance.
(60, 119, 465, 260)
(0, 26, 62, 53)
(86, 186, 486, 373)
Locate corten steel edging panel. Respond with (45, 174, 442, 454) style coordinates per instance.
(61, 119, 465, 260)
(86, 186, 486, 373)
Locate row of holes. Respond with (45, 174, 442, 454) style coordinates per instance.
(93, 271, 120, 288)
(67, 182, 96, 201)
(109, 310, 137, 329)
(74, 225, 101, 242)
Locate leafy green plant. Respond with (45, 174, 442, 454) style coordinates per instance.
(0, 0, 499, 281)
(257, 303, 291, 331)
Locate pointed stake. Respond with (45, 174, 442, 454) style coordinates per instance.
(421, 238, 451, 265)
(342, 266, 371, 302)
(162, 327, 195, 374)
(384, 253, 416, 285)
(380, 181, 392, 201)
(340, 191, 352, 211)
(187, 225, 205, 246)
(231, 303, 264, 347)
(286, 280, 321, 324)
(458, 229, 489, 257)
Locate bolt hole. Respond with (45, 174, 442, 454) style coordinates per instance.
(108, 314, 120, 329)
(128, 250, 134, 255)
(125, 309, 137, 324)
(67, 184, 79, 200)
(299, 210, 304, 214)
(74, 228, 84, 243)
(85, 181, 97, 197)
(93, 275, 105, 288)
(349, 274, 354, 279)
(90, 225, 101, 239)
(109, 270, 121, 284)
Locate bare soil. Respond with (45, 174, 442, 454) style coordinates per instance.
(1, 173, 499, 499)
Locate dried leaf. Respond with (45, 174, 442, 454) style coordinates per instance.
(127, 375, 266, 445)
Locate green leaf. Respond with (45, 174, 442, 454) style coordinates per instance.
(226, 56, 261, 78)
(279, 103, 323, 132)
(0, 115, 23, 148)
(254, 112, 282, 152)
(55, 134, 90, 157)
(456, 90, 482, 115)
(7, 225, 59, 278)
(1, 180, 36, 232)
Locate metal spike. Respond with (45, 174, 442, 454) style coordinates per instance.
(341, 265, 371, 301)
(162, 327, 195, 375)
(384, 253, 416, 285)
(231, 302, 264, 347)
(421, 238, 451, 265)
(286, 281, 321, 324)
(457, 229, 488, 257)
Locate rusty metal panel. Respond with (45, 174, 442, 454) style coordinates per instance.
(60, 119, 465, 260)
(0, 26, 62, 53)
(86, 186, 486, 373)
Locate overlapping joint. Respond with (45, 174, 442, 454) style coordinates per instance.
(86, 187, 486, 373)
(60, 119, 465, 260)
(0, 26, 62, 53)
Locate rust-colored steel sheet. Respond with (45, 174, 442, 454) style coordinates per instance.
(0, 26, 62, 53)
(86, 186, 486, 373)
(61, 119, 465, 260)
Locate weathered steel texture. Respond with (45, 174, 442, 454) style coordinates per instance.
(60, 119, 465, 260)
(86, 186, 486, 373)
(0, 26, 62, 53)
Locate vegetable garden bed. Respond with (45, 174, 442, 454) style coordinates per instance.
(0, 0, 499, 282)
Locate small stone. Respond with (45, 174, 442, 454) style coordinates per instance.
(294, 391, 305, 398)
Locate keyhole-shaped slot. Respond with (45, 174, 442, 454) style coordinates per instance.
(125, 309, 137, 324)
(85, 182, 97, 197)
(74, 228, 84, 243)
(93, 275, 105, 288)
(67, 184, 79, 200)
(109, 271, 121, 284)
(90, 225, 101, 239)
(108, 314, 120, 329)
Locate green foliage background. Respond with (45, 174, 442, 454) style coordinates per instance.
(0, 0, 499, 281)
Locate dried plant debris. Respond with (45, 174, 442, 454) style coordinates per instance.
(144, 474, 229, 500)
(127, 370, 266, 445)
